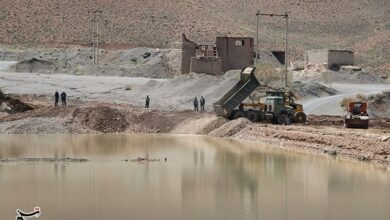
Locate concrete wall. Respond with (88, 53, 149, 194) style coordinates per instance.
(216, 37, 254, 72)
(305, 49, 354, 68)
(328, 50, 354, 68)
(305, 49, 329, 67)
(181, 34, 197, 74)
(190, 57, 222, 75)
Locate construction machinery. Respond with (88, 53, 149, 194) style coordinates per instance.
(213, 67, 306, 124)
(344, 102, 369, 129)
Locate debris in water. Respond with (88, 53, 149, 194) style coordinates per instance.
(0, 157, 88, 163)
(128, 157, 160, 162)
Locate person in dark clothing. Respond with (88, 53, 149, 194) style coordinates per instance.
(61, 91, 67, 106)
(145, 95, 150, 108)
(200, 96, 205, 112)
(54, 90, 59, 107)
(193, 97, 199, 112)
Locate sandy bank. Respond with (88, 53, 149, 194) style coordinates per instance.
(0, 100, 389, 168)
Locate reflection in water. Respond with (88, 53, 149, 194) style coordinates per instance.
(0, 134, 389, 220)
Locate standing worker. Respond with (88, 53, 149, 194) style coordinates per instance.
(61, 91, 67, 106)
(193, 97, 199, 112)
(200, 96, 205, 112)
(54, 90, 59, 107)
(145, 95, 150, 108)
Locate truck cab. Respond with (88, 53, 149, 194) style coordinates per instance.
(264, 96, 294, 124)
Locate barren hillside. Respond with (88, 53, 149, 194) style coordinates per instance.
(0, 0, 389, 74)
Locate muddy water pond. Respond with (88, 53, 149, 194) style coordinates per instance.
(0, 134, 389, 220)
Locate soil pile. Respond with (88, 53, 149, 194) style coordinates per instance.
(209, 118, 251, 137)
(290, 81, 338, 98)
(171, 115, 226, 134)
(5, 47, 177, 78)
(368, 91, 390, 117)
(73, 105, 129, 133)
(0, 91, 34, 117)
(14, 58, 59, 74)
(292, 69, 387, 84)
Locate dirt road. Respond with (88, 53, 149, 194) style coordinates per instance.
(302, 83, 390, 115)
(0, 61, 239, 111)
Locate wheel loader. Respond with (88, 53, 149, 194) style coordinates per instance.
(213, 67, 306, 125)
(344, 101, 369, 129)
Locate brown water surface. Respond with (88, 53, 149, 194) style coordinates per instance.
(0, 134, 389, 220)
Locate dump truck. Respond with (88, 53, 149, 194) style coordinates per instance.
(213, 67, 306, 124)
(344, 101, 369, 129)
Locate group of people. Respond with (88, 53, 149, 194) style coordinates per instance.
(54, 90, 67, 107)
(193, 96, 205, 112)
(144, 95, 206, 112)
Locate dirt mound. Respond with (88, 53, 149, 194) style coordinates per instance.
(368, 91, 390, 117)
(171, 114, 227, 134)
(73, 105, 129, 133)
(14, 58, 59, 74)
(0, 92, 34, 117)
(3, 47, 178, 78)
(209, 117, 251, 137)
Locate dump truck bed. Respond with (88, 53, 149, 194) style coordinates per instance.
(213, 67, 260, 117)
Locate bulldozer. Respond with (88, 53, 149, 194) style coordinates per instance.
(344, 101, 369, 129)
(213, 67, 306, 125)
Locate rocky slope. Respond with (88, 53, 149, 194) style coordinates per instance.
(0, 0, 389, 74)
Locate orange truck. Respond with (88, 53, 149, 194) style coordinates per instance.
(344, 102, 369, 129)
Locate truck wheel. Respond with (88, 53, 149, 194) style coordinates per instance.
(362, 121, 369, 129)
(258, 112, 265, 122)
(344, 119, 350, 128)
(278, 113, 293, 125)
(233, 110, 246, 119)
(294, 112, 307, 123)
(246, 111, 258, 122)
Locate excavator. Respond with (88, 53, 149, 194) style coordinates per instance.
(213, 67, 306, 124)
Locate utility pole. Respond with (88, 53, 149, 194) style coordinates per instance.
(284, 11, 289, 88)
(256, 10, 260, 64)
(88, 9, 102, 65)
(255, 11, 289, 88)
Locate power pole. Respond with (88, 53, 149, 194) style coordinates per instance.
(256, 10, 260, 64)
(284, 11, 289, 88)
(255, 11, 289, 88)
(88, 9, 102, 65)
